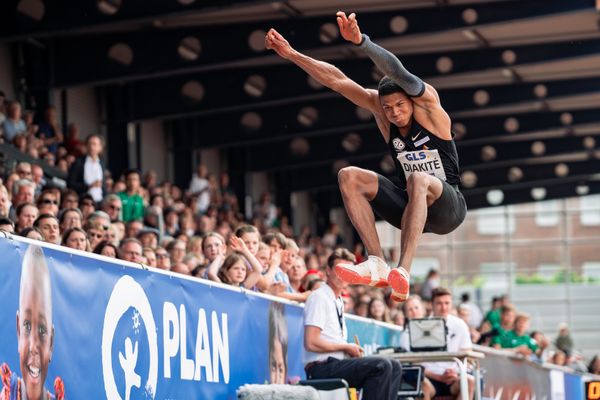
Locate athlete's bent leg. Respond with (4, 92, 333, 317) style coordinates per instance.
(335, 167, 390, 287)
(388, 172, 443, 301)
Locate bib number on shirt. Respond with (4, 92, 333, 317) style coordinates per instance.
(397, 149, 447, 181)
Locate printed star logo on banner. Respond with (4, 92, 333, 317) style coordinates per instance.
(132, 310, 141, 334)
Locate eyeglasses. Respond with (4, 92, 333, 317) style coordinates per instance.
(109, 205, 121, 211)
(42, 199, 58, 205)
(156, 253, 169, 259)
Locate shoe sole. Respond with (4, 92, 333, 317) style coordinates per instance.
(334, 264, 389, 288)
(388, 268, 409, 302)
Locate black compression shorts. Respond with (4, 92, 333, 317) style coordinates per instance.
(369, 173, 467, 234)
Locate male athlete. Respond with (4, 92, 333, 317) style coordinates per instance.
(266, 11, 466, 301)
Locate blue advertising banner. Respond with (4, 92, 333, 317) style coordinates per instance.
(0, 238, 308, 399)
(346, 317, 404, 355)
(0, 237, 405, 399)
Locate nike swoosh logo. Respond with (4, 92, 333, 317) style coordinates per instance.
(411, 130, 422, 141)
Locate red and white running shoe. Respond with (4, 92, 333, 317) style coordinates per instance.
(388, 267, 410, 302)
(334, 255, 390, 288)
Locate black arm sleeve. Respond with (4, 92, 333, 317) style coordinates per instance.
(358, 34, 425, 97)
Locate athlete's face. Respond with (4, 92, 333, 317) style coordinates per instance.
(380, 92, 413, 127)
(269, 340, 286, 384)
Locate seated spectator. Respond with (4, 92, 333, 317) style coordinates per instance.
(481, 303, 516, 346)
(58, 208, 83, 232)
(138, 227, 159, 250)
(15, 162, 32, 181)
(37, 189, 59, 216)
(143, 247, 156, 267)
(37, 105, 63, 154)
(79, 194, 96, 219)
(155, 247, 171, 271)
(588, 355, 600, 375)
(253, 192, 277, 228)
(101, 194, 122, 222)
(367, 298, 392, 323)
(457, 304, 481, 344)
(60, 189, 79, 211)
(61, 227, 89, 251)
(0, 185, 10, 217)
(34, 214, 60, 245)
(422, 287, 474, 400)
(189, 164, 210, 214)
(0, 217, 15, 233)
(93, 240, 118, 258)
(125, 219, 143, 239)
(19, 226, 43, 241)
(119, 238, 144, 263)
(86, 221, 108, 251)
(15, 203, 38, 232)
(492, 312, 537, 357)
(303, 247, 402, 400)
(2, 101, 26, 142)
(186, 235, 204, 262)
(31, 164, 45, 196)
(550, 350, 567, 366)
(166, 239, 187, 265)
(419, 269, 440, 301)
(10, 179, 35, 220)
(459, 292, 483, 328)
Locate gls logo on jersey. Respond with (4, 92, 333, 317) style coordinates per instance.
(405, 151, 427, 161)
(102, 276, 159, 400)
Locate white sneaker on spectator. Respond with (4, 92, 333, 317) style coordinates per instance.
(334, 255, 390, 287)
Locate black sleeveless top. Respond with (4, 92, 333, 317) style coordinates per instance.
(387, 120, 461, 188)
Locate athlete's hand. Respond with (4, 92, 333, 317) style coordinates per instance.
(265, 28, 294, 59)
(336, 11, 362, 45)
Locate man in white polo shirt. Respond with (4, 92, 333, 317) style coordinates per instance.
(303, 248, 402, 400)
(421, 287, 474, 400)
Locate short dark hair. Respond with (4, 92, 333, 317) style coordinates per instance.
(326, 248, 355, 268)
(16, 202, 36, 217)
(378, 76, 407, 97)
(235, 224, 259, 238)
(34, 213, 58, 228)
(431, 287, 452, 302)
(263, 232, 286, 249)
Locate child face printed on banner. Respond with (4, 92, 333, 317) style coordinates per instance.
(16, 245, 55, 400)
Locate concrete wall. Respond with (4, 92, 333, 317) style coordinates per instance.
(66, 86, 101, 137)
(139, 120, 168, 182)
(0, 44, 15, 100)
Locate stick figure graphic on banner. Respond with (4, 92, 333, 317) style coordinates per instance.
(1, 244, 64, 400)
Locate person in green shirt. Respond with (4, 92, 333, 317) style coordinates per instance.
(492, 312, 538, 357)
(117, 169, 145, 222)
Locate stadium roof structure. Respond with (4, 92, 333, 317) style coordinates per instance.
(2, 0, 600, 208)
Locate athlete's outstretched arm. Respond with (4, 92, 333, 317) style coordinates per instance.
(336, 12, 425, 98)
(265, 28, 380, 115)
(336, 11, 450, 137)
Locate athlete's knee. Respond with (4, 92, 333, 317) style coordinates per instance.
(338, 167, 373, 193)
(406, 172, 430, 193)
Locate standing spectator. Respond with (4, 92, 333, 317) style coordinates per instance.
(118, 169, 145, 222)
(253, 192, 277, 228)
(37, 105, 63, 154)
(2, 101, 26, 142)
(31, 164, 46, 195)
(420, 269, 440, 301)
(67, 134, 105, 203)
(555, 323, 574, 356)
(189, 164, 210, 214)
(459, 293, 483, 329)
(422, 287, 474, 400)
(64, 123, 85, 157)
